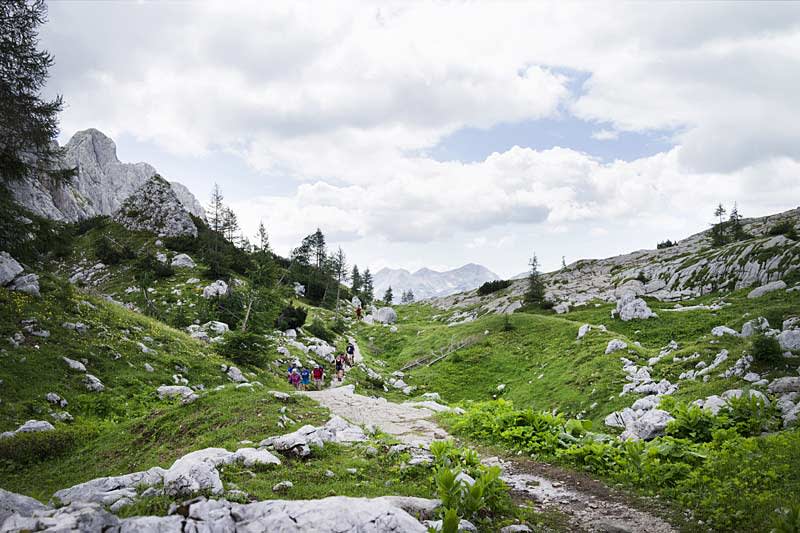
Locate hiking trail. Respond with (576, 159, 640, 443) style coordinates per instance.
(304, 339, 676, 533)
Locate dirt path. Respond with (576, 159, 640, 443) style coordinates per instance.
(305, 339, 676, 533)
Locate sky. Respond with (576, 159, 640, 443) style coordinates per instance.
(40, 1, 800, 278)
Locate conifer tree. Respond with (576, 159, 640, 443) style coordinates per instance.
(383, 286, 394, 305)
(524, 253, 545, 306)
(208, 184, 225, 233)
(0, 0, 73, 182)
(362, 268, 374, 304)
(351, 265, 362, 295)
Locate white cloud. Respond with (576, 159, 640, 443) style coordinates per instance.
(591, 129, 618, 141)
(39, 2, 800, 274)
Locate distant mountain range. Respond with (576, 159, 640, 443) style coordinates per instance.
(373, 263, 499, 303)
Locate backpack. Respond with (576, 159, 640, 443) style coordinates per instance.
(347, 345, 354, 355)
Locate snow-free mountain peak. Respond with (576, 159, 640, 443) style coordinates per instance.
(7, 128, 206, 222)
(373, 263, 499, 302)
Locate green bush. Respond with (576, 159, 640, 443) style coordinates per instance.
(751, 334, 783, 362)
(135, 253, 175, 279)
(0, 426, 89, 464)
(215, 330, 269, 367)
(94, 235, 134, 265)
(769, 220, 799, 240)
(477, 280, 513, 296)
(306, 317, 333, 343)
(275, 303, 307, 331)
(666, 403, 718, 442)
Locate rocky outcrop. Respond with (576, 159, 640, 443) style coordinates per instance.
(7, 128, 205, 222)
(0, 494, 431, 532)
(0, 252, 40, 297)
(113, 175, 198, 238)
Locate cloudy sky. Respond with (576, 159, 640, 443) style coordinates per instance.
(41, 1, 800, 277)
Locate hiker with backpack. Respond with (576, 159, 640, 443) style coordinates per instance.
(312, 364, 324, 390)
(346, 342, 355, 366)
(300, 366, 311, 391)
(289, 368, 301, 390)
(335, 354, 345, 382)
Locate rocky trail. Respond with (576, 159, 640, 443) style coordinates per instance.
(306, 340, 677, 533)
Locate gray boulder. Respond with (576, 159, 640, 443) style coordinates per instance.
(747, 280, 787, 299)
(605, 339, 628, 354)
(171, 253, 195, 269)
(0, 488, 49, 524)
(232, 448, 281, 468)
(157, 385, 199, 404)
(711, 325, 739, 337)
(62, 357, 87, 372)
(8, 273, 40, 297)
(374, 307, 398, 324)
(769, 377, 800, 394)
(621, 409, 674, 440)
(202, 280, 229, 299)
(1, 420, 55, 440)
(163, 448, 234, 497)
(84, 374, 105, 392)
(615, 294, 657, 321)
(778, 330, 800, 351)
(0, 251, 24, 286)
(741, 317, 770, 337)
(53, 467, 166, 506)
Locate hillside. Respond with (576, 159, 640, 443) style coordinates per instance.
(430, 206, 800, 316)
(374, 263, 499, 302)
(1, 186, 799, 532)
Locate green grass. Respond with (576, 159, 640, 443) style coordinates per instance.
(353, 287, 799, 429)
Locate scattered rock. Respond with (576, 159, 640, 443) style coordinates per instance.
(157, 385, 199, 404)
(0, 420, 55, 440)
(46, 392, 68, 408)
(84, 374, 105, 392)
(769, 377, 800, 394)
(615, 294, 657, 321)
(272, 480, 293, 493)
(171, 253, 196, 269)
(605, 339, 628, 354)
(747, 280, 787, 299)
(62, 357, 87, 372)
(711, 325, 739, 337)
(202, 280, 229, 299)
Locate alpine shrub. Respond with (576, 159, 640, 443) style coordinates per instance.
(275, 303, 307, 331)
(477, 279, 512, 296)
(215, 330, 269, 367)
(751, 334, 782, 362)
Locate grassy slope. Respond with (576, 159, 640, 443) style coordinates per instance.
(0, 278, 433, 507)
(354, 288, 800, 428)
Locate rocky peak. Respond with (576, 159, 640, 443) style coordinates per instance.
(6, 128, 206, 222)
(113, 175, 198, 238)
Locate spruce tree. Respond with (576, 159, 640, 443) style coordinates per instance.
(524, 253, 545, 306)
(362, 268, 374, 304)
(383, 286, 394, 305)
(208, 184, 225, 233)
(351, 265, 362, 295)
(330, 246, 348, 317)
(0, 0, 73, 182)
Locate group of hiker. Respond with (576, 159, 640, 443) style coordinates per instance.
(287, 341, 357, 390)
